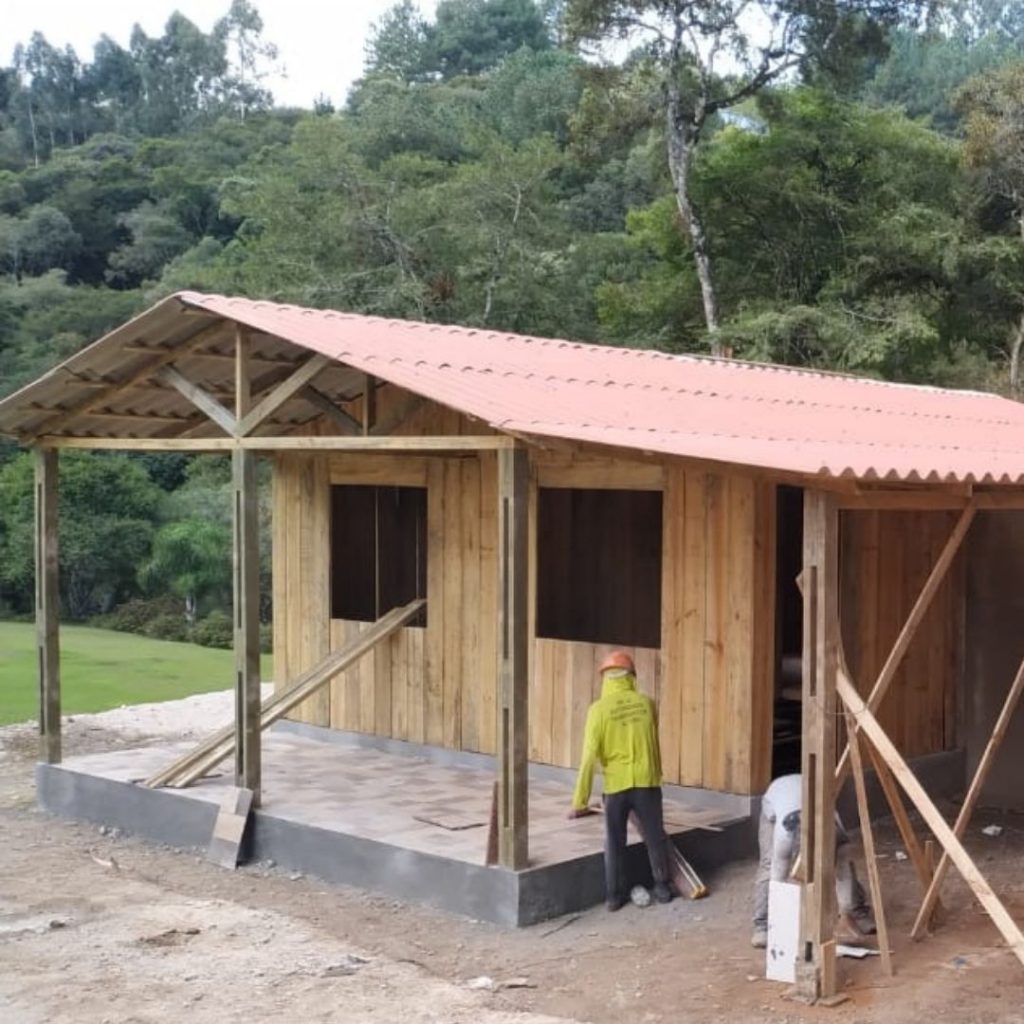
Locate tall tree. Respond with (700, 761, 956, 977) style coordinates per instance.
(566, 0, 917, 355)
(215, 0, 279, 118)
(958, 62, 1024, 392)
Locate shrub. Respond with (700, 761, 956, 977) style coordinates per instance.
(141, 612, 192, 643)
(190, 609, 233, 649)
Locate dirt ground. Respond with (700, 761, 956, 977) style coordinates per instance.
(1, 699, 1023, 1024)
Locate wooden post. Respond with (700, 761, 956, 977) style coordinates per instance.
(843, 708, 892, 977)
(34, 448, 60, 764)
(797, 490, 839, 1001)
(233, 326, 261, 802)
(363, 374, 376, 435)
(497, 446, 529, 870)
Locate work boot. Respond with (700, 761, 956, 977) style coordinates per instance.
(606, 893, 626, 912)
(652, 882, 674, 904)
(751, 926, 768, 949)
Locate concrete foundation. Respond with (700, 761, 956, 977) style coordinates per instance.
(36, 728, 753, 927)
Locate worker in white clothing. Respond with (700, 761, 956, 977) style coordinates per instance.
(751, 773, 876, 948)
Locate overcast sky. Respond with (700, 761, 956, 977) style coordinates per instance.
(1, 0, 440, 109)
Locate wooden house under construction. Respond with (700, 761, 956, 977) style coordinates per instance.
(3, 292, 1024, 977)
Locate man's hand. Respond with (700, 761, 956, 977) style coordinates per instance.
(566, 805, 597, 820)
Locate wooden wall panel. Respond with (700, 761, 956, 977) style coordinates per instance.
(840, 510, 962, 759)
(272, 453, 331, 725)
(658, 468, 774, 795)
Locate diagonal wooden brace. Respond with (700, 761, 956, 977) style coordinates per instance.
(910, 651, 1024, 940)
(837, 672, 1024, 968)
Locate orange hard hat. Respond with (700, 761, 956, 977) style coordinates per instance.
(599, 650, 635, 675)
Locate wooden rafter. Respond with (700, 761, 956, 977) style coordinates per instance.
(302, 385, 361, 435)
(237, 354, 331, 436)
(156, 365, 238, 436)
(22, 320, 227, 441)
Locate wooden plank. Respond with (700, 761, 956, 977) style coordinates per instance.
(328, 620, 346, 729)
(659, 466, 684, 786)
(237, 354, 331, 436)
(459, 458, 482, 751)
(835, 504, 976, 784)
(526, 466, 545, 763)
(749, 479, 777, 794)
(844, 708, 893, 977)
(371, 393, 427, 438)
(303, 455, 332, 726)
(206, 786, 253, 870)
(328, 455, 428, 487)
(157, 365, 238, 436)
(910, 651, 1024, 940)
(702, 473, 728, 791)
(725, 475, 755, 793)
(837, 672, 1024, 968)
(863, 738, 940, 912)
(232, 447, 262, 800)
(145, 600, 425, 788)
(407, 625, 425, 743)
(443, 460, 464, 749)
(570, 641, 595, 773)
(424, 461, 446, 746)
(679, 469, 706, 787)
(34, 448, 60, 764)
(271, 457, 289, 699)
(497, 446, 529, 870)
(548, 640, 572, 767)
(374, 621, 393, 739)
(478, 453, 499, 755)
(534, 451, 664, 491)
(797, 490, 839, 1002)
(38, 435, 519, 452)
(303, 385, 361, 435)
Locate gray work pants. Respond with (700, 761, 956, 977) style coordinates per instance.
(603, 786, 670, 901)
(752, 811, 867, 928)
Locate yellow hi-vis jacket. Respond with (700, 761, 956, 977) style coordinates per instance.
(572, 673, 662, 810)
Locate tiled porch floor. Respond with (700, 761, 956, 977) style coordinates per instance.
(62, 730, 731, 868)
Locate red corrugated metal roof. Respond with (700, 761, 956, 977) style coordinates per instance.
(176, 292, 1024, 485)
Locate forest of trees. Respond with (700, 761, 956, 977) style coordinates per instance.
(1, 0, 1023, 634)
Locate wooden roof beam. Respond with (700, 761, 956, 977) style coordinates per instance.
(35, 434, 518, 452)
(156, 365, 238, 437)
(302, 385, 361, 435)
(237, 354, 331, 436)
(22, 320, 229, 442)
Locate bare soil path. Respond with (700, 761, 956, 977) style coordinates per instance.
(1, 694, 1022, 1023)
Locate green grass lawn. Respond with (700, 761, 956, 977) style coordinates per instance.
(0, 621, 273, 726)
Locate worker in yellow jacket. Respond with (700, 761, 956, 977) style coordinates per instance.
(569, 650, 673, 910)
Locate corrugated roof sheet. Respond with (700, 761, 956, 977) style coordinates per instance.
(174, 292, 1024, 485)
(4, 289, 1024, 485)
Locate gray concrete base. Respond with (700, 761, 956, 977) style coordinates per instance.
(36, 759, 752, 927)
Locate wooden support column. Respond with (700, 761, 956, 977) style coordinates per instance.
(233, 326, 261, 802)
(34, 448, 60, 764)
(497, 446, 529, 869)
(797, 490, 839, 1001)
